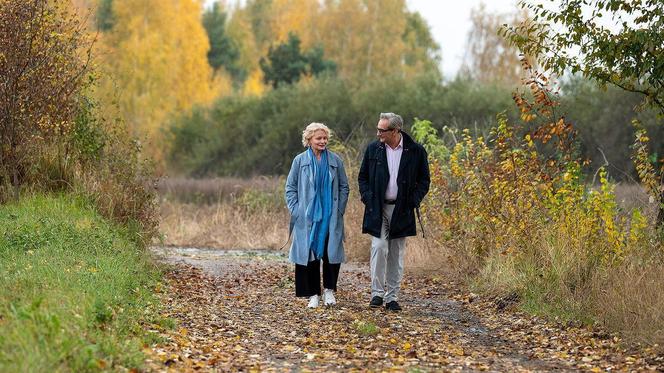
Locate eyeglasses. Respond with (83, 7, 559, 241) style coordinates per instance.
(376, 127, 393, 134)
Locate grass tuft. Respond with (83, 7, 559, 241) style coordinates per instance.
(352, 320, 379, 336)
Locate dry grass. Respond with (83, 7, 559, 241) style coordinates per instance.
(469, 194, 664, 349)
(157, 176, 282, 204)
(593, 256, 664, 348)
(157, 180, 656, 266)
(157, 176, 456, 274)
(159, 198, 288, 249)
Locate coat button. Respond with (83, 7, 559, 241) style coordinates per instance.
(334, 198, 337, 201)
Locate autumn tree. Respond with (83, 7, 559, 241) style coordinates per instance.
(228, 0, 321, 94)
(314, 0, 440, 83)
(203, 1, 245, 86)
(97, 0, 220, 162)
(0, 0, 93, 200)
(244, 0, 277, 50)
(461, 3, 531, 85)
(268, 0, 320, 47)
(233, 0, 441, 85)
(96, 0, 113, 31)
(223, 5, 264, 95)
(402, 11, 441, 78)
(315, 0, 404, 82)
(259, 33, 336, 88)
(221, 0, 441, 93)
(503, 0, 664, 227)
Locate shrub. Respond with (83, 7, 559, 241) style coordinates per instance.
(167, 73, 517, 177)
(559, 77, 664, 182)
(413, 62, 663, 342)
(0, 0, 93, 201)
(0, 1, 159, 243)
(72, 106, 159, 245)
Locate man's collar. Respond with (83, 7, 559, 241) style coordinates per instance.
(387, 133, 403, 150)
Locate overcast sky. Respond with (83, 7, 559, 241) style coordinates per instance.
(407, 0, 520, 77)
(205, 0, 523, 78)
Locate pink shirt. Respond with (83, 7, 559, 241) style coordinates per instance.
(384, 134, 403, 201)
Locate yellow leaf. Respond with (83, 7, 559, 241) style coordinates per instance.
(452, 347, 465, 356)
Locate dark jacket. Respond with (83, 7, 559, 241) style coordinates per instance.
(358, 131, 430, 239)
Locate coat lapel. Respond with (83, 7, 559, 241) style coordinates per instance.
(376, 144, 389, 175)
(328, 153, 338, 182)
(303, 150, 337, 184)
(300, 153, 314, 186)
(397, 147, 410, 181)
(397, 133, 412, 182)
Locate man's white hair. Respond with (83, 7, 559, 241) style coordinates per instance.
(379, 112, 403, 130)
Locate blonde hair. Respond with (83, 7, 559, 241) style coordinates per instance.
(301, 122, 331, 147)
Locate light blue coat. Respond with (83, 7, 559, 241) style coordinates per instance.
(285, 150, 349, 265)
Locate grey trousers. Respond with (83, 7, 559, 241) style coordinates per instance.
(370, 204, 406, 303)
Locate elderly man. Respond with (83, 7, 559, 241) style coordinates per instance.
(358, 112, 430, 312)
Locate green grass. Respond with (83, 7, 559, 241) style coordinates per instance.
(0, 194, 163, 372)
(352, 320, 379, 336)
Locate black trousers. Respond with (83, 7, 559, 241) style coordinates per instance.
(295, 239, 340, 297)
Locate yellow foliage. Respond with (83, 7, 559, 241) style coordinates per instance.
(226, 6, 260, 73)
(270, 0, 319, 47)
(311, 0, 411, 82)
(96, 0, 217, 162)
(223, 0, 437, 90)
(417, 90, 652, 271)
(243, 69, 267, 96)
(212, 69, 234, 99)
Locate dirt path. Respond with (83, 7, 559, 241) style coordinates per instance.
(144, 247, 663, 372)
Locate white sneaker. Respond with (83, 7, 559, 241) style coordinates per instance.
(323, 289, 336, 306)
(307, 295, 320, 308)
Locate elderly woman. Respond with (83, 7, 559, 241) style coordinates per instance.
(285, 122, 349, 308)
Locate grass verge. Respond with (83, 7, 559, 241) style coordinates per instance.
(474, 226, 664, 348)
(0, 194, 163, 372)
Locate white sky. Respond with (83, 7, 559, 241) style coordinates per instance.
(205, 0, 523, 78)
(407, 0, 521, 77)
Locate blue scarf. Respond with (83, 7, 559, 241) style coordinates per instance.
(307, 147, 332, 260)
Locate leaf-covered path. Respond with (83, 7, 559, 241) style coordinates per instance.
(145, 248, 662, 372)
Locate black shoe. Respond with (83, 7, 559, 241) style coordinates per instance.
(369, 296, 383, 308)
(385, 301, 402, 312)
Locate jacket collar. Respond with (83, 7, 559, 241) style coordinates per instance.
(375, 131, 416, 180)
(300, 149, 338, 167)
(400, 131, 415, 150)
(300, 149, 338, 184)
(377, 130, 415, 151)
